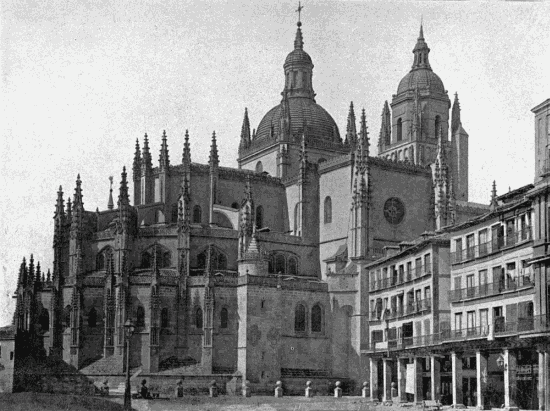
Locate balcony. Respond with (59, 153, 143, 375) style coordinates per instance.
(451, 226, 532, 264)
(443, 325, 490, 342)
(449, 276, 534, 302)
(371, 265, 431, 292)
(494, 314, 550, 336)
(363, 332, 440, 352)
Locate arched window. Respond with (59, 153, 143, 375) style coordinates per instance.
(171, 204, 178, 222)
(404, 148, 409, 161)
(268, 255, 275, 273)
(435, 115, 441, 138)
(220, 308, 228, 329)
(311, 304, 323, 332)
(141, 252, 151, 268)
(40, 309, 50, 331)
(255, 161, 263, 173)
(275, 254, 286, 274)
(218, 253, 227, 270)
(295, 304, 306, 332)
(397, 118, 403, 142)
(96, 253, 105, 271)
(288, 257, 298, 276)
(197, 252, 206, 269)
(294, 203, 300, 236)
(324, 196, 332, 224)
(193, 205, 202, 224)
(161, 308, 169, 328)
(136, 306, 145, 327)
(255, 205, 263, 229)
(63, 305, 71, 328)
(195, 307, 203, 329)
(197, 247, 227, 271)
(88, 307, 97, 327)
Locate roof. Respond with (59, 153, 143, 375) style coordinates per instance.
(397, 68, 445, 95)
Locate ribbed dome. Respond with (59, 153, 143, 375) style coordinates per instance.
(256, 97, 340, 142)
(397, 68, 445, 95)
(285, 49, 312, 66)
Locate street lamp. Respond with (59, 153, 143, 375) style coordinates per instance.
(124, 319, 135, 411)
(496, 354, 507, 371)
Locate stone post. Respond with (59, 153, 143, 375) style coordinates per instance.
(274, 381, 283, 398)
(383, 358, 393, 403)
(242, 380, 251, 397)
(370, 357, 379, 402)
(476, 351, 488, 410)
(305, 381, 314, 398)
(209, 380, 218, 398)
(334, 381, 343, 398)
(431, 356, 441, 402)
(452, 351, 464, 408)
(175, 379, 183, 398)
(503, 349, 518, 411)
(414, 356, 424, 404)
(362, 381, 369, 398)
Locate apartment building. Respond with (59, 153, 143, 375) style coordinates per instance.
(364, 233, 451, 404)
(447, 186, 540, 410)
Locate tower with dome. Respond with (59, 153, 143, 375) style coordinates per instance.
(7, 14, 489, 395)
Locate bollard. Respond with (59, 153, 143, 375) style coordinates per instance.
(305, 380, 314, 398)
(242, 380, 251, 397)
(334, 381, 343, 398)
(274, 381, 283, 398)
(362, 381, 369, 398)
(175, 379, 184, 398)
(209, 380, 218, 398)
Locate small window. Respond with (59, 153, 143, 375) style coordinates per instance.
(435, 115, 441, 139)
(141, 252, 151, 268)
(324, 196, 332, 224)
(220, 308, 228, 329)
(397, 118, 403, 142)
(256, 205, 264, 229)
(255, 161, 263, 173)
(40, 309, 50, 331)
(88, 308, 97, 328)
(136, 306, 145, 327)
(295, 304, 306, 332)
(195, 307, 203, 329)
(288, 257, 298, 275)
(193, 205, 202, 224)
(161, 308, 169, 328)
(311, 304, 323, 332)
(275, 254, 286, 274)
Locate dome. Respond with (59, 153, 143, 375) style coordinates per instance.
(285, 49, 312, 66)
(255, 97, 340, 142)
(397, 68, 446, 95)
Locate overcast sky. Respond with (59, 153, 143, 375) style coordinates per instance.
(1, 0, 549, 326)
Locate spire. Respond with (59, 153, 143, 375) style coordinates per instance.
(118, 166, 130, 208)
(107, 176, 114, 210)
(28, 254, 35, 285)
(55, 186, 65, 219)
(133, 138, 141, 180)
(490, 180, 498, 211)
(345, 102, 357, 150)
(412, 23, 431, 70)
(159, 130, 170, 170)
(141, 133, 152, 173)
(451, 92, 461, 134)
(209, 131, 219, 168)
(46, 269, 51, 283)
(66, 198, 72, 221)
(239, 108, 251, 152)
(182, 130, 191, 166)
(359, 108, 370, 158)
(21, 257, 27, 287)
(379, 101, 391, 148)
(36, 261, 41, 286)
(294, 1, 304, 51)
(73, 174, 84, 210)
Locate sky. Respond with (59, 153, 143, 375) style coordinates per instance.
(1, 0, 549, 326)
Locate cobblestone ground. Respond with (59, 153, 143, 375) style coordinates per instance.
(110, 396, 432, 411)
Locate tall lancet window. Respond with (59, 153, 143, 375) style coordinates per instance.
(435, 115, 441, 139)
(397, 118, 403, 142)
(324, 196, 332, 224)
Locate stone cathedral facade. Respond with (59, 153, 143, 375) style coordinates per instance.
(6, 21, 489, 392)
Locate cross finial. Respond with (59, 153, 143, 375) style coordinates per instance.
(296, 1, 303, 26)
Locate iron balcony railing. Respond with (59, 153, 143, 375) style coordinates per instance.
(448, 276, 534, 302)
(370, 265, 432, 292)
(370, 300, 431, 322)
(363, 315, 550, 352)
(451, 227, 532, 264)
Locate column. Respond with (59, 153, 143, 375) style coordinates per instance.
(476, 351, 488, 410)
(370, 357, 379, 402)
(414, 357, 424, 404)
(398, 358, 408, 403)
(503, 349, 519, 411)
(451, 351, 464, 408)
(545, 350, 550, 411)
(431, 356, 441, 402)
(383, 358, 393, 402)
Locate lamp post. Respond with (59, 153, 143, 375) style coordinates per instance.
(124, 319, 135, 411)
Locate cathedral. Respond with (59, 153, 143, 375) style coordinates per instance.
(6, 18, 489, 393)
